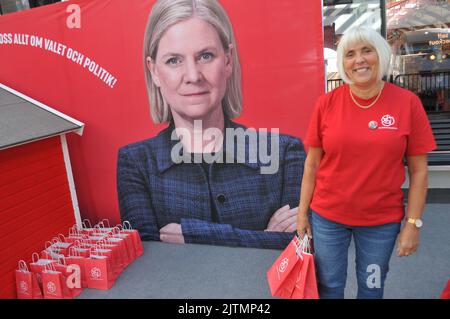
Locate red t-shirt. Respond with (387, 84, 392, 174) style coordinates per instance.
(304, 82, 437, 226)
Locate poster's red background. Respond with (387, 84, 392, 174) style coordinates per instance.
(0, 0, 324, 225)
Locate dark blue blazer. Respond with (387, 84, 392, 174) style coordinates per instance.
(117, 120, 305, 249)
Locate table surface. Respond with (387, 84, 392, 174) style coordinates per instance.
(78, 205, 450, 299)
(78, 241, 281, 299)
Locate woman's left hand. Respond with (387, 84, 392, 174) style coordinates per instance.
(396, 223, 420, 257)
(160, 223, 185, 244)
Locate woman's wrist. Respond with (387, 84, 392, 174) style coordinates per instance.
(297, 208, 309, 217)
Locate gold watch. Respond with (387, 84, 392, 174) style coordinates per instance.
(407, 217, 423, 228)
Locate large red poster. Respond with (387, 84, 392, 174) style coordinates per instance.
(0, 0, 324, 225)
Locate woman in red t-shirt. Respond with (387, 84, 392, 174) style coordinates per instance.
(296, 26, 436, 299)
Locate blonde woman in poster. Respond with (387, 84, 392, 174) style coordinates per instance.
(117, 0, 305, 249)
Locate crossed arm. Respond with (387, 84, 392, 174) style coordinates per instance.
(160, 203, 299, 245)
(117, 139, 304, 250)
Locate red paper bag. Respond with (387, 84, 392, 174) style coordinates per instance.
(66, 247, 88, 288)
(122, 221, 144, 257)
(54, 257, 83, 298)
(97, 240, 123, 279)
(41, 264, 71, 299)
(91, 245, 119, 280)
(84, 251, 115, 290)
(105, 236, 130, 269)
(29, 252, 57, 289)
(290, 252, 319, 299)
(49, 235, 73, 256)
(111, 226, 136, 263)
(15, 260, 43, 299)
(267, 236, 303, 298)
(441, 279, 450, 299)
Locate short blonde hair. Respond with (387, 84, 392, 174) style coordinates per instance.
(337, 26, 392, 84)
(143, 0, 243, 124)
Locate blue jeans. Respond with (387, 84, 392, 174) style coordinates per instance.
(310, 211, 401, 299)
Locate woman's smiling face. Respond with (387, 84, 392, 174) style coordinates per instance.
(343, 42, 379, 87)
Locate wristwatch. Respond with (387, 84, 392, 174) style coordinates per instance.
(406, 217, 423, 228)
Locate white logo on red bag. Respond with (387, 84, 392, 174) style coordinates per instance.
(278, 258, 289, 273)
(46, 282, 57, 295)
(19, 281, 29, 293)
(381, 115, 395, 127)
(90, 267, 102, 279)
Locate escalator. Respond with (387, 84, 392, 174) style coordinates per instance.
(428, 111, 450, 165)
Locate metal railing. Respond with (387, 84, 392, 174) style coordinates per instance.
(393, 72, 450, 113)
(326, 79, 344, 92)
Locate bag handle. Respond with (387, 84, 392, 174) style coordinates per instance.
(297, 234, 312, 255)
(18, 260, 29, 272)
(45, 249, 59, 261)
(90, 244, 105, 257)
(32, 252, 40, 263)
(123, 221, 133, 230)
(57, 256, 67, 266)
(100, 238, 113, 247)
(45, 262, 57, 272)
(71, 225, 83, 236)
(45, 240, 54, 250)
(97, 238, 107, 248)
(112, 226, 121, 235)
(58, 234, 67, 243)
(93, 224, 103, 235)
(72, 239, 80, 247)
(68, 246, 80, 257)
(80, 238, 90, 246)
(293, 236, 303, 259)
(101, 219, 111, 228)
(82, 219, 92, 229)
(292, 234, 311, 257)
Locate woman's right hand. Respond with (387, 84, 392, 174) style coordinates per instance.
(296, 211, 312, 239)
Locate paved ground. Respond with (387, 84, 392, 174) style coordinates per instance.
(344, 204, 450, 299)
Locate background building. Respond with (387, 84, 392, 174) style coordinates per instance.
(0, 0, 62, 14)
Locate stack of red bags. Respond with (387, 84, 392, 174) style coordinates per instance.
(15, 220, 144, 299)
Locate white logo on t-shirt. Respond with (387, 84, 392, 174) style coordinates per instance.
(379, 114, 398, 130)
(381, 114, 395, 127)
